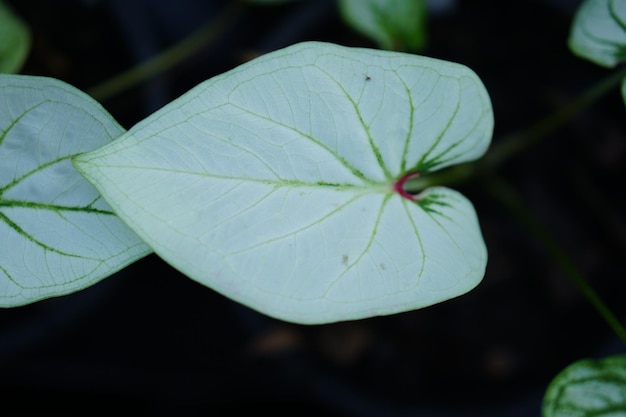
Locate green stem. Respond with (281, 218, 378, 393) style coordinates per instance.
(486, 176, 626, 346)
(86, 4, 241, 102)
(482, 65, 626, 171)
(404, 162, 474, 192)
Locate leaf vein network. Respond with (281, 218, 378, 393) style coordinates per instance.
(0, 211, 98, 261)
(312, 62, 393, 180)
(322, 194, 392, 298)
(225, 101, 371, 183)
(226, 190, 374, 256)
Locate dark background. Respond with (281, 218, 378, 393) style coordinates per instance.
(1, 0, 625, 415)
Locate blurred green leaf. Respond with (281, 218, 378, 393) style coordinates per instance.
(338, 0, 427, 51)
(245, 0, 302, 4)
(0, 0, 31, 73)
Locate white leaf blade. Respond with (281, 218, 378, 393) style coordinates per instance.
(75, 42, 492, 324)
(0, 75, 151, 306)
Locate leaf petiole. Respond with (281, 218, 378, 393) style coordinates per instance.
(393, 171, 420, 201)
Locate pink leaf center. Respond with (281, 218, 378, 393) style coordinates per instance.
(393, 171, 420, 201)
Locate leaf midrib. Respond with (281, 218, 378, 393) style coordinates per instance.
(0, 199, 115, 215)
(82, 162, 395, 192)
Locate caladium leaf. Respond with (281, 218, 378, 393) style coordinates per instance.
(338, 0, 427, 51)
(74, 42, 493, 324)
(0, 0, 31, 73)
(569, 0, 626, 68)
(542, 354, 626, 417)
(0, 75, 151, 307)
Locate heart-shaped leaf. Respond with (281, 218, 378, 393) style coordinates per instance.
(338, 0, 427, 51)
(74, 42, 493, 324)
(0, 75, 151, 307)
(0, 0, 31, 73)
(569, 0, 626, 68)
(543, 354, 626, 417)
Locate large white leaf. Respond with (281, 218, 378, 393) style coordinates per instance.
(74, 42, 493, 324)
(0, 75, 151, 307)
(569, 0, 626, 68)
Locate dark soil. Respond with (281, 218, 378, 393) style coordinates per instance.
(2, 0, 625, 416)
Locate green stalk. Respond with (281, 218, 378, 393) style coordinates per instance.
(87, 4, 241, 102)
(482, 66, 626, 171)
(404, 162, 475, 192)
(486, 176, 626, 346)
